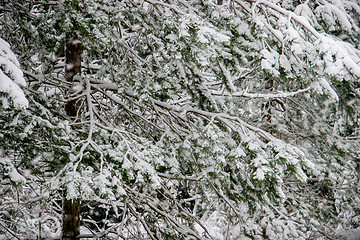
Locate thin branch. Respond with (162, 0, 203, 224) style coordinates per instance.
(159, 183, 214, 239)
(0, 221, 21, 240)
(151, 97, 273, 141)
(209, 181, 242, 218)
(234, 0, 321, 38)
(144, 0, 185, 14)
(211, 86, 311, 98)
(157, 173, 201, 181)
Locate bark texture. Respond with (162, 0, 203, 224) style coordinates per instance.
(65, 40, 81, 81)
(62, 198, 80, 240)
(64, 40, 81, 117)
(62, 40, 81, 239)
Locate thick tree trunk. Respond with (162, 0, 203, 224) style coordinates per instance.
(62, 40, 81, 240)
(62, 198, 80, 240)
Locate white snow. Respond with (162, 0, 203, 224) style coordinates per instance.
(279, 54, 291, 71)
(337, 228, 360, 240)
(311, 77, 339, 102)
(254, 168, 265, 180)
(0, 69, 28, 107)
(316, 4, 352, 31)
(229, 145, 246, 157)
(295, 3, 318, 26)
(198, 25, 230, 43)
(0, 156, 26, 185)
(0, 38, 28, 108)
(0, 38, 26, 86)
(343, 55, 360, 78)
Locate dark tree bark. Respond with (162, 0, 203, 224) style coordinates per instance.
(65, 40, 81, 81)
(62, 197, 80, 240)
(64, 40, 81, 117)
(263, 78, 274, 123)
(62, 40, 81, 240)
(264, 77, 274, 90)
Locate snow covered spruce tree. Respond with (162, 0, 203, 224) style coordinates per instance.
(1, 0, 360, 239)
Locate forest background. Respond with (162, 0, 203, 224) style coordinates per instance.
(1, 0, 360, 239)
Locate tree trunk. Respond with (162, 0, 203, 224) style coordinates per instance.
(65, 40, 82, 117)
(65, 40, 81, 81)
(62, 197, 80, 240)
(62, 40, 81, 239)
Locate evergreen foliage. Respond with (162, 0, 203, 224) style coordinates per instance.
(1, 0, 359, 239)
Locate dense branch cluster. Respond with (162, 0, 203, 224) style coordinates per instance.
(1, 0, 360, 239)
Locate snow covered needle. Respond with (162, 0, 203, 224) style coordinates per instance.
(0, 38, 28, 108)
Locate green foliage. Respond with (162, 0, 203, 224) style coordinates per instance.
(1, 0, 360, 239)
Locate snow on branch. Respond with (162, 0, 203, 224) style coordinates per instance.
(0, 156, 26, 185)
(235, 0, 360, 79)
(144, 0, 185, 14)
(151, 97, 314, 185)
(0, 38, 28, 108)
(211, 86, 311, 99)
(151, 97, 274, 142)
(238, 0, 321, 38)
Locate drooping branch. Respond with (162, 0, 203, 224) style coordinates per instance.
(234, 0, 360, 78)
(234, 0, 321, 38)
(144, 0, 185, 14)
(151, 97, 275, 142)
